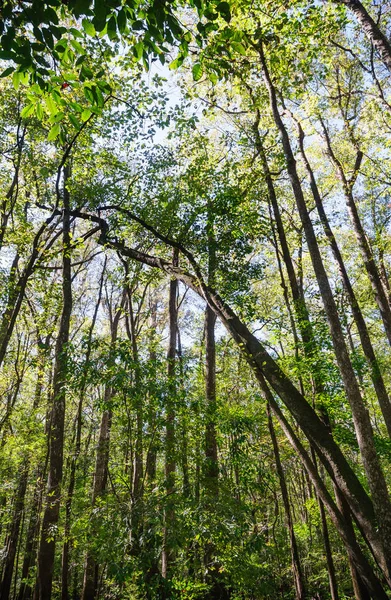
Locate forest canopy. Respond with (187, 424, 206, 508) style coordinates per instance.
(1, 1, 391, 599)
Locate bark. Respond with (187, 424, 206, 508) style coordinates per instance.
(259, 44, 391, 579)
(35, 166, 73, 600)
(177, 327, 191, 498)
(318, 498, 340, 600)
(332, 0, 391, 71)
(266, 402, 305, 600)
(335, 492, 371, 600)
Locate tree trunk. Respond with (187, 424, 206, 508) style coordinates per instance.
(332, 0, 391, 71)
(81, 292, 124, 600)
(266, 402, 305, 600)
(126, 284, 144, 554)
(321, 122, 391, 347)
(0, 465, 29, 600)
(61, 260, 106, 600)
(161, 248, 178, 580)
(35, 165, 73, 600)
(204, 204, 219, 499)
(260, 376, 387, 599)
(259, 45, 391, 579)
(146, 297, 158, 483)
(294, 119, 391, 438)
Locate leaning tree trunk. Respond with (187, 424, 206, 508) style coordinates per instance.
(321, 121, 391, 347)
(76, 208, 391, 591)
(259, 376, 387, 600)
(332, 0, 391, 71)
(259, 44, 391, 580)
(293, 118, 391, 438)
(254, 121, 339, 599)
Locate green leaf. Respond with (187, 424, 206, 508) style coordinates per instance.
(216, 1, 231, 22)
(80, 64, 94, 79)
(47, 123, 61, 141)
(0, 50, 15, 60)
(70, 39, 86, 55)
(81, 108, 92, 121)
(20, 103, 35, 118)
(70, 27, 84, 39)
(12, 71, 21, 89)
(45, 95, 57, 115)
(192, 62, 203, 81)
(107, 16, 117, 40)
(133, 42, 144, 60)
(35, 102, 44, 119)
(69, 113, 81, 129)
(0, 66, 14, 77)
(117, 9, 127, 34)
(82, 19, 96, 36)
(169, 55, 184, 70)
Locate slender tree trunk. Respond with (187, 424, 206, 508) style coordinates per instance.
(81, 293, 124, 600)
(61, 260, 106, 600)
(161, 249, 178, 580)
(266, 402, 305, 600)
(332, 0, 391, 71)
(177, 327, 190, 498)
(334, 491, 371, 600)
(146, 297, 158, 483)
(0, 465, 29, 600)
(35, 166, 73, 600)
(126, 285, 144, 554)
(204, 205, 218, 499)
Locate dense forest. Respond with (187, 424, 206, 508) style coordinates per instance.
(1, 1, 391, 599)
